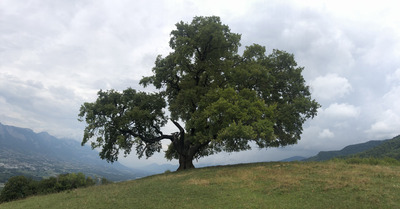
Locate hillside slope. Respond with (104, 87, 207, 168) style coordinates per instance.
(0, 122, 148, 183)
(1, 161, 400, 208)
(305, 139, 387, 161)
(356, 135, 400, 159)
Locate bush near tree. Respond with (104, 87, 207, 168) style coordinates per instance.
(0, 176, 36, 202)
(0, 173, 103, 203)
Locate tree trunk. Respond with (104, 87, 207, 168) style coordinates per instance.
(177, 155, 195, 171)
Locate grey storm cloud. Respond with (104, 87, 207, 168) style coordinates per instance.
(1, 0, 399, 167)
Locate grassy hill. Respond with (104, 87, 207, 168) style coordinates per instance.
(1, 161, 400, 208)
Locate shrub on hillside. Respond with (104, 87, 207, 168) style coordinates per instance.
(0, 173, 105, 203)
(100, 177, 112, 185)
(86, 176, 96, 186)
(0, 176, 36, 203)
(37, 177, 58, 194)
(56, 173, 86, 191)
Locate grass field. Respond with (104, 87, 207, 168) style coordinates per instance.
(1, 160, 400, 208)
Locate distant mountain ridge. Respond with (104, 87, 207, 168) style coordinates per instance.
(0, 122, 149, 183)
(304, 135, 400, 161)
(305, 140, 387, 161)
(280, 156, 307, 162)
(356, 135, 400, 159)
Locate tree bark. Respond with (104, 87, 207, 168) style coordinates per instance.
(169, 120, 195, 171)
(177, 154, 195, 171)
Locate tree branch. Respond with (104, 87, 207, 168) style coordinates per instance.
(151, 124, 163, 136)
(141, 134, 175, 143)
(171, 120, 185, 134)
(120, 128, 174, 143)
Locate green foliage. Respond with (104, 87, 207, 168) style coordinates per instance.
(0, 173, 105, 203)
(56, 173, 89, 191)
(100, 177, 112, 185)
(86, 177, 96, 186)
(36, 177, 58, 194)
(79, 16, 320, 169)
(188, 87, 276, 154)
(0, 176, 36, 203)
(78, 88, 167, 162)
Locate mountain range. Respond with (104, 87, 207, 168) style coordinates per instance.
(302, 135, 400, 161)
(0, 122, 150, 184)
(304, 140, 387, 161)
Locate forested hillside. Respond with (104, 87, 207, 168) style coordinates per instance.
(356, 135, 400, 159)
(305, 135, 400, 162)
(306, 140, 385, 161)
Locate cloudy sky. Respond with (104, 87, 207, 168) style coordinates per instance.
(1, 0, 399, 168)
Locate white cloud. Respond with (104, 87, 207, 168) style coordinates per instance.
(387, 68, 400, 84)
(323, 103, 360, 118)
(0, 73, 84, 138)
(318, 129, 334, 139)
(310, 74, 352, 101)
(366, 85, 400, 138)
(367, 110, 400, 138)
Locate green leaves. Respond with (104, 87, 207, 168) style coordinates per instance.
(142, 16, 242, 122)
(261, 49, 320, 145)
(170, 16, 241, 60)
(78, 88, 166, 162)
(188, 87, 276, 152)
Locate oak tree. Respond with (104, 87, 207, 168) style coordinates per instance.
(78, 16, 320, 170)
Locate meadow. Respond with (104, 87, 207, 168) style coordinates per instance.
(1, 160, 400, 208)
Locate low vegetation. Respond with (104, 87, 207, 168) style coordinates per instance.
(1, 159, 400, 208)
(332, 156, 400, 166)
(0, 173, 110, 203)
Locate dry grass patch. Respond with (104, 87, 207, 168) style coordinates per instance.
(185, 178, 211, 186)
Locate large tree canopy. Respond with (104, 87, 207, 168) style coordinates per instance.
(79, 16, 320, 170)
